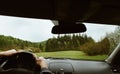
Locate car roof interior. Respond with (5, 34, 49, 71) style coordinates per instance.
(0, 0, 120, 25)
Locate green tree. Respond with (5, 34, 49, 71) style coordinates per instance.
(106, 26, 120, 52)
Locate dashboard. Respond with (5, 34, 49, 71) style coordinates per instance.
(46, 58, 114, 74)
(0, 52, 117, 74)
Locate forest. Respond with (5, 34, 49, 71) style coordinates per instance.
(45, 34, 110, 55)
(0, 35, 43, 52)
(0, 26, 120, 56)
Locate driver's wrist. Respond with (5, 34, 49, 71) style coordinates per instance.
(41, 65, 48, 69)
(37, 63, 48, 69)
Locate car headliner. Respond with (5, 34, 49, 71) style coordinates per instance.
(0, 0, 120, 25)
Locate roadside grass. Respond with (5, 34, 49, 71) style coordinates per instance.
(35, 51, 108, 60)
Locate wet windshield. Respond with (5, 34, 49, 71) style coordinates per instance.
(0, 15, 119, 60)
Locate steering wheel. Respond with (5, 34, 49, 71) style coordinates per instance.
(0, 52, 41, 73)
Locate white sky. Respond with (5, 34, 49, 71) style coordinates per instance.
(0, 15, 118, 42)
(84, 23, 117, 41)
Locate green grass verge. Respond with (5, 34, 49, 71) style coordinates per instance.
(35, 51, 108, 60)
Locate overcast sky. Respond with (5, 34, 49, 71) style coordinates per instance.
(0, 15, 118, 42)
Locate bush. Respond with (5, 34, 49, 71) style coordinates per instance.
(81, 37, 110, 56)
(81, 42, 98, 56)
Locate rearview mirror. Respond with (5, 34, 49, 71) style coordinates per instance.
(52, 21, 87, 34)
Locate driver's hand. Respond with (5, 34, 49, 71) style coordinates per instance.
(36, 57, 48, 69)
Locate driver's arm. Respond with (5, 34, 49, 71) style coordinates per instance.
(0, 49, 17, 58)
(36, 57, 52, 74)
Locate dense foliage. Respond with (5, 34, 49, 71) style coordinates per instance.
(45, 34, 110, 55)
(45, 34, 94, 52)
(106, 26, 120, 53)
(81, 37, 110, 55)
(0, 35, 42, 52)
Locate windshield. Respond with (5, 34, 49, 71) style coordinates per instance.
(0, 15, 119, 60)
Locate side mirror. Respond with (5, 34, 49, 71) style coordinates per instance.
(52, 21, 87, 34)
